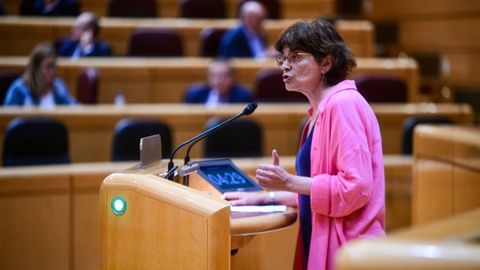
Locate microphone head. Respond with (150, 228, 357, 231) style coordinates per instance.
(242, 102, 258, 115)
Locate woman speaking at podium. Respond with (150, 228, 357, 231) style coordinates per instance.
(222, 18, 385, 270)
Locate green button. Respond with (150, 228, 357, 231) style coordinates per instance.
(111, 195, 127, 216)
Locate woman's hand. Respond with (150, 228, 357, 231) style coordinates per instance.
(256, 149, 294, 191)
(221, 191, 268, 206)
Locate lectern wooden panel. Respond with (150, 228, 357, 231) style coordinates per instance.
(100, 170, 231, 269)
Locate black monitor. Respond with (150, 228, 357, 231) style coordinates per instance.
(193, 159, 263, 193)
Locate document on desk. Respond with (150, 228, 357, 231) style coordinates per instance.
(230, 205, 287, 212)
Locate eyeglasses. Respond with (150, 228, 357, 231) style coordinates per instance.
(275, 52, 312, 67)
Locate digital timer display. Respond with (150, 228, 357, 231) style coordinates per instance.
(194, 159, 263, 193)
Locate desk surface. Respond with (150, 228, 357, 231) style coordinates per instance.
(0, 103, 473, 164)
(0, 56, 419, 103)
(0, 16, 374, 57)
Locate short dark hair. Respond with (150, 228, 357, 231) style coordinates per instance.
(274, 18, 356, 86)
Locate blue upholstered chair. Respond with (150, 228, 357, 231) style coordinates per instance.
(3, 118, 70, 166)
(112, 119, 172, 161)
(401, 116, 453, 155)
(203, 118, 262, 158)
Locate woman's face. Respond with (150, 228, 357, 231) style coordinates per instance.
(279, 47, 324, 96)
(40, 56, 57, 87)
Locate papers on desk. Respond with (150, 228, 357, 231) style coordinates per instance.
(230, 205, 287, 213)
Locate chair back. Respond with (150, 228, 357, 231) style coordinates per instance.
(19, 0, 36, 15)
(401, 116, 454, 155)
(204, 118, 262, 158)
(355, 75, 408, 103)
(255, 69, 306, 102)
(128, 29, 183, 57)
(112, 119, 172, 161)
(3, 118, 70, 166)
(180, 0, 226, 18)
(199, 28, 227, 57)
(0, 71, 21, 104)
(76, 67, 99, 104)
(108, 0, 157, 17)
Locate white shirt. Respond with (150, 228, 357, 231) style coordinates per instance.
(205, 89, 221, 109)
(242, 27, 265, 59)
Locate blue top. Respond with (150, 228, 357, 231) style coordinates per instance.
(3, 77, 77, 106)
(296, 127, 314, 263)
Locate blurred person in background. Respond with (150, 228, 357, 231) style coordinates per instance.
(58, 12, 112, 58)
(4, 43, 77, 106)
(183, 59, 253, 108)
(217, 1, 273, 59)
(20, 0, 79, 16)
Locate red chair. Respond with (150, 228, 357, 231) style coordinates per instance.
(180, 0, 226, 18)
(199, 28, 227, 57)
(108, 0, 157, 18)
(76, 67, 99, 104)
(128, 28, 183, 57)
(254, 69, 306, 103)
(354, 75, 407, 103)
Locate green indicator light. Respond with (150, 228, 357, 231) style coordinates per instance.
(111, 195, 127, 216)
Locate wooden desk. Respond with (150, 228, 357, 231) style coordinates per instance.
(362, 0, 480, 89)
(0, 17, 374, 57)
(0, 103, 473, 164)
(337, 208, 480, 270)
(412, 125, 480, 225)
(0, 56, 417, 103)
(3, 0, 335, 19)
(0, 154, 411, 270)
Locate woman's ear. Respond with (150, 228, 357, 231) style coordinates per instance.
(320, 55, 333, 74)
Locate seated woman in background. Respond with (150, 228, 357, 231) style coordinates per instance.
(4, 43, 77, 106)
(58, 12, 112, 58)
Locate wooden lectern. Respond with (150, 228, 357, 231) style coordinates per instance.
(100, 161, 297, 269)
(100, 162, 231, 269)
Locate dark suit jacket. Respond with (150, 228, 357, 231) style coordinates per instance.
(184, 84, 254, 104)
(24, 0, 79, 16)
(58, 39, 112, 57)
(217, 26, 266, 58)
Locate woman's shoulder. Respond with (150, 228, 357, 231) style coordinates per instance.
(8, 77, 26, 89)
(324, 81, 363, 106)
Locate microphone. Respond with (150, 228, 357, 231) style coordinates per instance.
(178, 163, 199, 177)
(166, 102, 258, 181)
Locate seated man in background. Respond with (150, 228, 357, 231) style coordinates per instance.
(57, 12, 112, 58)
(184, 59, 254, 108)
(217, 1, 272, 59)
(20, 0, 79, 16)
(4, 43, 77, 106)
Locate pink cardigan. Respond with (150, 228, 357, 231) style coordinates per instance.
(301, 80, 385, 270)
